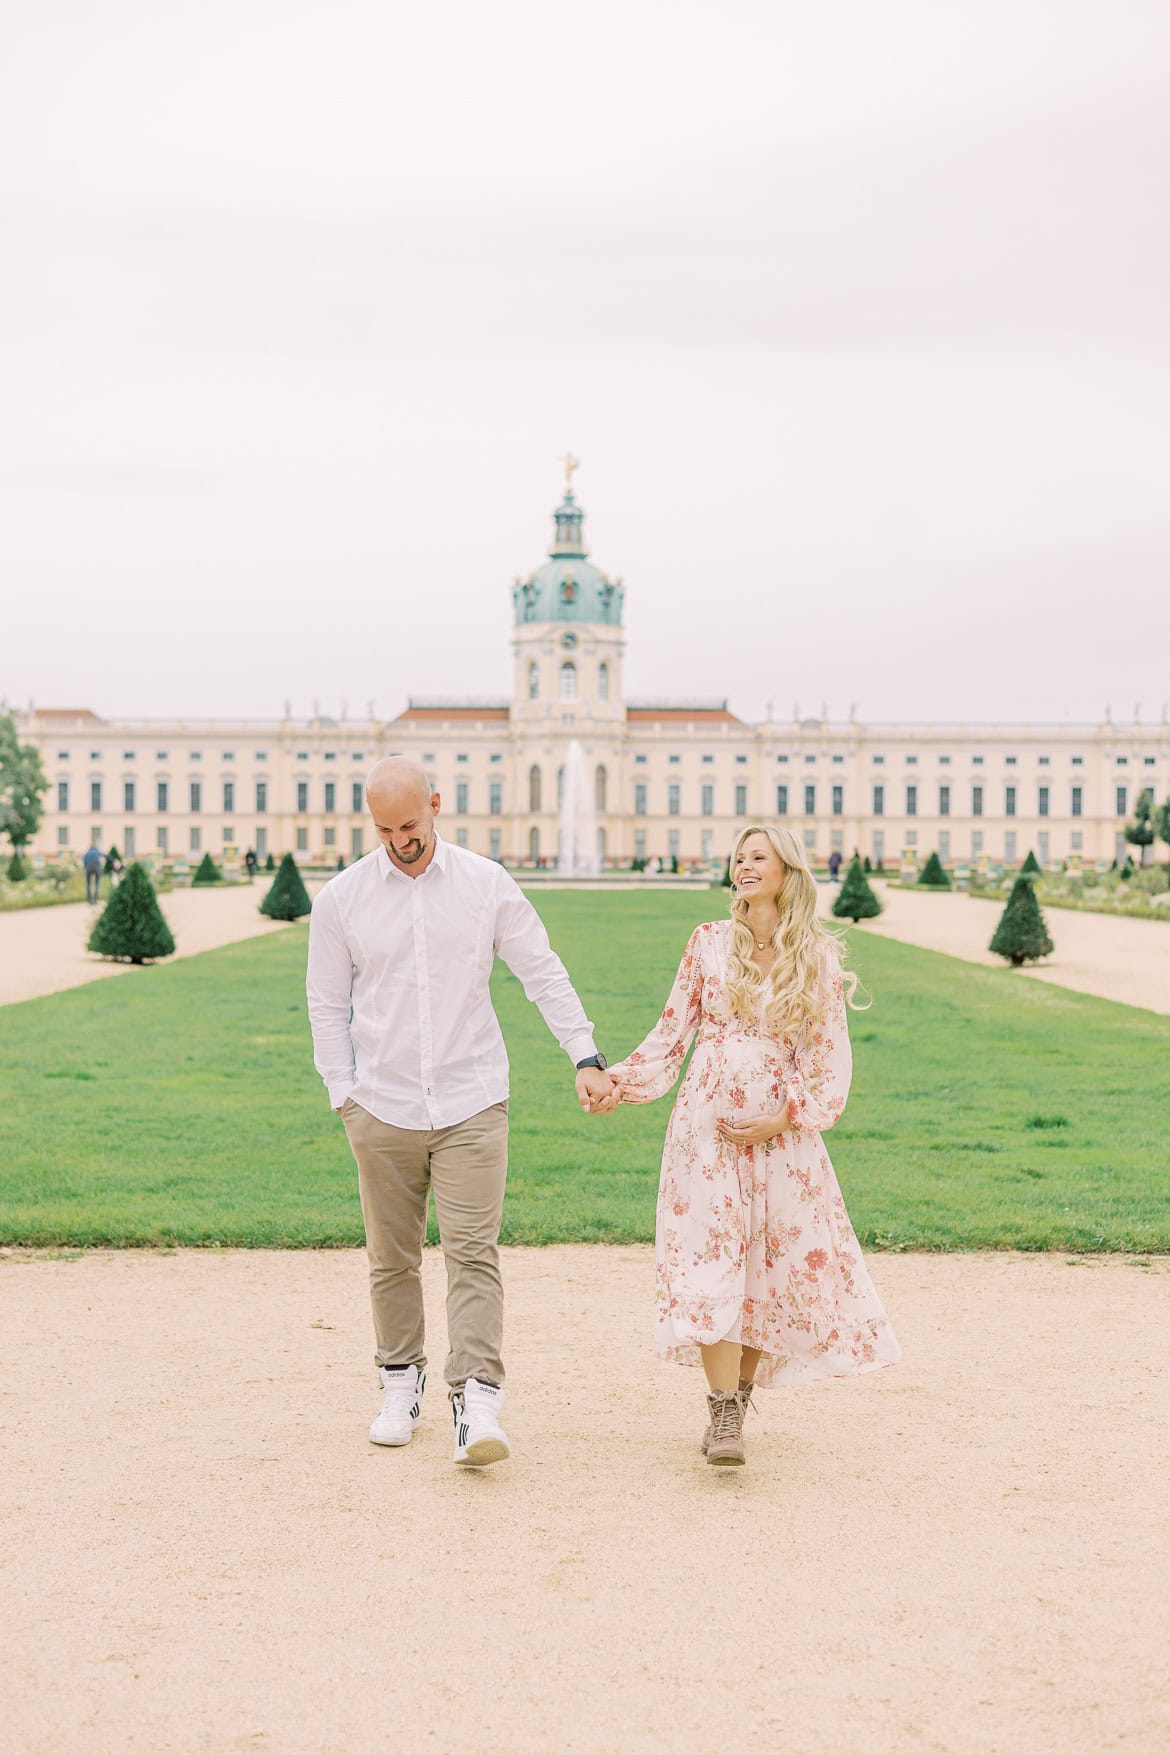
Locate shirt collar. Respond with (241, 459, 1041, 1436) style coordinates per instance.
(378, 828, 447, 883)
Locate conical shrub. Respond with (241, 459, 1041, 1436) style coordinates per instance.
(88, 862, 176, 964)
(191, 851, 222, 886)
(832, 855, 882, 923)
(989, 875, 1054, 966)
(917, 851, 951, 888)
(7, 849, 29, 881)
(260, 852, 312, 921)
(264, 852, 276, 872)
(1020, 849, 1042, 876)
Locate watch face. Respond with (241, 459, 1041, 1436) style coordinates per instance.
(594, 1052, 608, 1070)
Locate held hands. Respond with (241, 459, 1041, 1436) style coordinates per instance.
(715, 1112, 787, 1148)
(576, 1067, 622, 1116)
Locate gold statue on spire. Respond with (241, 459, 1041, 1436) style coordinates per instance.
(557, 451, 581, 495)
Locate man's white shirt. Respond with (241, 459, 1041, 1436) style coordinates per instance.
(306, 835, 597, 1128)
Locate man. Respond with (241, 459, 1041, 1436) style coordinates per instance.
(307, 757, 615, 1469)
(83, 842, 102, 904)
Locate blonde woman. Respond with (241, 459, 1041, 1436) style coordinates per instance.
(608, 825, 900, 1466)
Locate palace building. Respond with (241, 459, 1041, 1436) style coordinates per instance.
(14, 467, 1167, 872)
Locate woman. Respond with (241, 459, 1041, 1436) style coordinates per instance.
(609, 825, 900, 1466)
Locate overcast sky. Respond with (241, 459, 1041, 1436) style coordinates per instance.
(2, 1, 1168, 728)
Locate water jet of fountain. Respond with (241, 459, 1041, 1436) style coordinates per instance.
(557, 740, 599, 877)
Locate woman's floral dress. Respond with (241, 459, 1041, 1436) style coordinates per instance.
(611, 921, 900, 1388)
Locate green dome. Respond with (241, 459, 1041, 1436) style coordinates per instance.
(512, 490, 624, 627)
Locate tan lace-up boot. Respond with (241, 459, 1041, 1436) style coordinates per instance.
(704, 1389, 746, 1466)
(700, 1380, 753, 1456)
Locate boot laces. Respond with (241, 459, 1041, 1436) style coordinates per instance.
(710, 1392, 742, 1443)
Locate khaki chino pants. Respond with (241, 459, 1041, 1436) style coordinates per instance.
(341, 1097, 509, 1392)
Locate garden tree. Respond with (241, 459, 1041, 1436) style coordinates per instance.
(7, 850, 29, 881)
(1124, 790, 1156, 867)
(1020, 849, 1042, 876)
(87, 863, 176, 964)
(989, 875, 1054, 966)
(917, 851, 951, 888)
(191, 852, 222, 885)
(336, 855, 346, 871)
(260, 852, 312, 921)
(1119, 854, 1135, 880)
(832, 855, 882, 923)
(862, 855, 872, 873)
(264, 852, 276, 872)
(1155, 796, 1170, 869)
(0, 713, 48, 870)
(721, 857, 732, 887)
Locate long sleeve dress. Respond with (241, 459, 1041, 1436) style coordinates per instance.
(611, 920, 900, 1388)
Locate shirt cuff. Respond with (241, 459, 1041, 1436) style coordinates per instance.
(328, 1079, 356, 1110)
(566, 1033, 599, 1066)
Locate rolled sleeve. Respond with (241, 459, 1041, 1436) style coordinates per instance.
(306, 885, 358, 1106)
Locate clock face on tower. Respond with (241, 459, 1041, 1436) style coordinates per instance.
(561, 631, 578, 649)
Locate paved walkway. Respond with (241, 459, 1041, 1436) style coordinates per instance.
(818, 880, 1170, 1014)
(0, 882, 317, 1007)
(3, 1246, 1168, 1753)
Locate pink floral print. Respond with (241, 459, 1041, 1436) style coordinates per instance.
(612, 921, 900, 1387)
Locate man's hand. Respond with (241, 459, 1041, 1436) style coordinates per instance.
(715, 1112, 786, 1147)
(576, 1067, 620, 1115)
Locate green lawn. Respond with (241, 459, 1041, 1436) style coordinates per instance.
(1, 891, 1168, 1250)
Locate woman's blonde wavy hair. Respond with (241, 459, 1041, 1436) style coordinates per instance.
(726, 824, 865, 1036)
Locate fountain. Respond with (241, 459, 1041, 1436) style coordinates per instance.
(557, 739, 600, 876)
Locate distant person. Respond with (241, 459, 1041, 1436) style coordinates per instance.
(244, 848, 257, 882)
(307, 757, 616, 1470)
(83, 844, 102, 904)
(103, 847, 123, 888)
(828, 848, 843, 883)
(604, 825, 900, 1467)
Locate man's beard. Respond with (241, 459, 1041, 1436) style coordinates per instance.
(391, 831, 431, 865)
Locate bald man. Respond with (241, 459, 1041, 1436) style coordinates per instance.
(306, 758, 615, 1468)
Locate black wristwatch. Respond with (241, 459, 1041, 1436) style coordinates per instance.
(575, 1052, 609, 1072)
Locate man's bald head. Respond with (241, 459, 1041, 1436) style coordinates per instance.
(365, 757, 441, 874)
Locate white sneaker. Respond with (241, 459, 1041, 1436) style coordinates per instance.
(369, 1364, 425, 1446)
(452, 1377, 510, 1467)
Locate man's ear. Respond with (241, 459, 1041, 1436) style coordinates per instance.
(431, 792, 442, 818)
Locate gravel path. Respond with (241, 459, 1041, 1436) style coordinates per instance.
(3, 1246, 1168, 1754)
(0, 883, 316, 1006)
(819, 880, 1170, 1013)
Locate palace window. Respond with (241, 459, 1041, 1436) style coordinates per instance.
(456, 782, 469, 814)
(972, 786, 983, 816)
(157, 782, 168, 813)
(1071, 787, 1083, 817)
(352, 781, 363, 812)
(938, 786, 950, 816)
(1115, 786, 1127, 817)
(256, 782, 268, 814)
(872, 785, 884, 817)
(776, 785, 788, 815)
(324, 782, 335, 814)
(489, 782, 502, 816)
(1005, 787, 1017, 817)
(529, 765, 542, 812)
(804, 785, 816, 815)
(668, 784, 681, 816)
(223, 782, 235, 814)
(1038, 787, 1049, 817)
(832, 786, 843, 816)
(58, 781, 69, 812)
(91, 781, 102, 812)
(634, 783, 647, 817)
(528, 663, 539, 700)
(189, 781, 202, 813)
(190, 827, 202, 852)
(905, 785, 917, 817)
(595, 765, 607, 813)
(597, 662, 609, 701)
(296, 782, 308, 812)
(735, 784, 748, 816)
(560, 662, 577, 701)
(702, 784, 714, 817)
